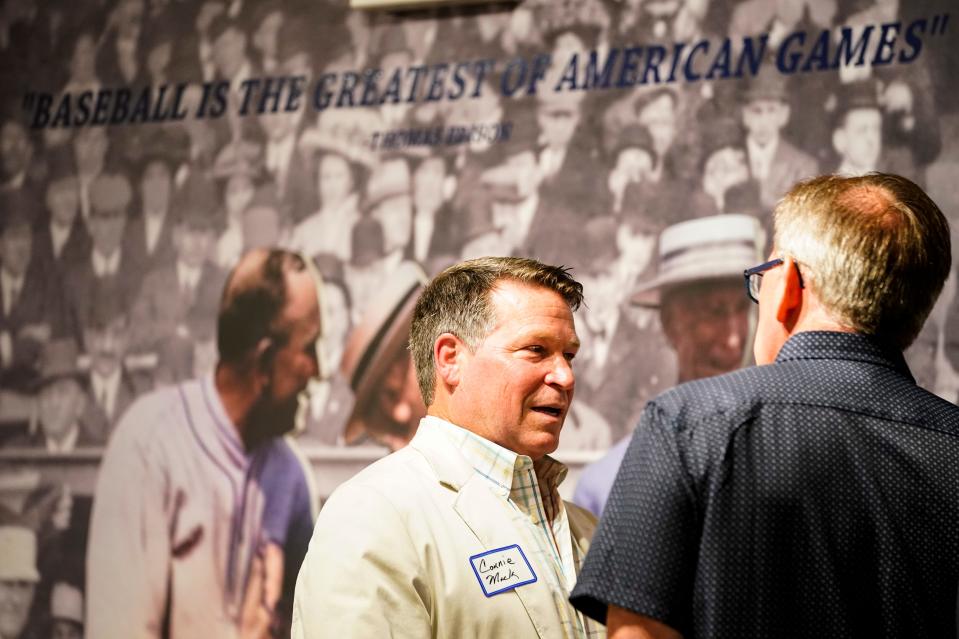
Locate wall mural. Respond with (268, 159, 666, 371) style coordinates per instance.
(0, 0, 956, 636)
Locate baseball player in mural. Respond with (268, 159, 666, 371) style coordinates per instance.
(571, 173, 959, 637)
(87, 248, 321, 638)
(294, 257, 604, 637)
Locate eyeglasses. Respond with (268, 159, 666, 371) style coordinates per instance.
(743, 258, 804, 304)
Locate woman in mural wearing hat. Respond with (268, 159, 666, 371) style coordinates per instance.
(211, 140, 260, 269)
(291, 110, 375, 263)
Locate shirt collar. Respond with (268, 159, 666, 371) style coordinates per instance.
(423, 415, 568, 498)
(177, 261, 201, 290)
(45, 422, 80, 453)
(50, 219, 72, 243)
(775, 330, 914, 382)
(746, 135, 778, 175)
(92, 249, 121, 276)
(91, 366, 122, 414)
(200, 372, 248, 467)
(0, 268, 23, 293)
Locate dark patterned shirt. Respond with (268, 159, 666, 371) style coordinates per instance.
(571, 331, 959, 638)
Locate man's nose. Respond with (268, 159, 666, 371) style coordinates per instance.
(546, 355, 575, 391)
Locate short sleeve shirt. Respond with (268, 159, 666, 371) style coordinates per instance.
(570, 331, 959, 638)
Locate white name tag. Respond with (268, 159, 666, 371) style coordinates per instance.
(469, 544, 537, 597)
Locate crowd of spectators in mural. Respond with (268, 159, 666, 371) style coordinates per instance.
(0, 0, 957, 636)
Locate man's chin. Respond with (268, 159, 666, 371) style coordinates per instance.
(248, 397, 300, 442)
(520, 430, 561, 460)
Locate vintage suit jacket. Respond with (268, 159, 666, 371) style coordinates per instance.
(755, 138, 819, 211)
(0, 261, 71, 388)
(293, 420, 600, 638)
(122, 212, 177, 277)
(33, 220, 92, 277)
(65, 249, 144, 337)
(81, 369, 145, 443)
(129, 261, 226, 352)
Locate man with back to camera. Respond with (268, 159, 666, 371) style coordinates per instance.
(293, 257, 605, 638)
(569, 172, 959, 638)
(87, 248, 322, 638)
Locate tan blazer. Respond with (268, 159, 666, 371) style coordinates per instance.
(292, 422, 603, 638)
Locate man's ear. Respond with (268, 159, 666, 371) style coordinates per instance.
(254, 337, 276, 378)
(433, 333, 465, 389)
(775, 256, 804, 326)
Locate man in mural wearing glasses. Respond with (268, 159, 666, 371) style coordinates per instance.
(571, 173, 959, 638)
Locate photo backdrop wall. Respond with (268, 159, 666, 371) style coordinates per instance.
(0, 0, 956, 635)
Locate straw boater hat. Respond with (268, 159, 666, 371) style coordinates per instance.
(299, 108, 380, 170)
(29, 338, 84, 392)
(50, 581, 84, 625)
(362, 157, 412, 213)
(339, 261, 427, 445)
(631, 213, 763, 307)
(0, 525, 40, 582)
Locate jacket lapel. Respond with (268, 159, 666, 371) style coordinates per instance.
(410, 424, 561, 638)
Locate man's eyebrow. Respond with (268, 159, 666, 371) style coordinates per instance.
(516, 329, 580, 349)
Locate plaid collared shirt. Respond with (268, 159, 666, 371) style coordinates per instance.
(428, 416, 603, 638)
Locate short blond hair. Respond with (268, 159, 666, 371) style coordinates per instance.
(773, 173, 950, 350)
(410, 257, 584, 405)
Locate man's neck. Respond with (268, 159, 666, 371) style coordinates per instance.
(748, 134, 779, 151)
(52, 216, 74, 230)
(214, 363, 258, 450)
(46, 422, 80, 452)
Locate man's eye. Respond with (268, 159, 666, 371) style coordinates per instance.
(564, 352, 577, 362)
(527, 345, 545, 354)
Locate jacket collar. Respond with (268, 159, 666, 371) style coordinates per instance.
(408, 417, 589, 638)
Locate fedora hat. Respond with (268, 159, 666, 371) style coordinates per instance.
(743, 64, 789, 103)
(340, 262, 426, 444)
(30, 338, 84, 391)
(632, 213, 762, 307)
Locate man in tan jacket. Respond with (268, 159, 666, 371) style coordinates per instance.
(293, 257, 604, 638)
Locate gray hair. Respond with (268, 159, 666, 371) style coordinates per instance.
(773, 173, 951, 350)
